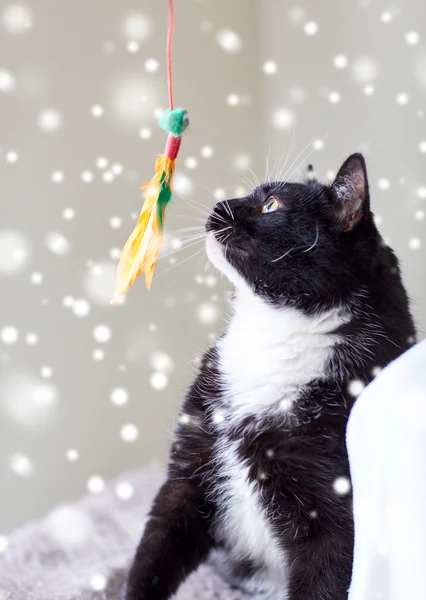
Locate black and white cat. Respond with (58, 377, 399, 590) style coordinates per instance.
(125, 154, 416, 600)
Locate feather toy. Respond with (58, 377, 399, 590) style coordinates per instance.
(111, 0, 187, 305)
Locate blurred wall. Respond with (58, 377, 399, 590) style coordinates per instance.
(0, 0, 262, 532)
(1, 0, 425, 535)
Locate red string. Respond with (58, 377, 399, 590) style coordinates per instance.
(167, 0, 175, 109)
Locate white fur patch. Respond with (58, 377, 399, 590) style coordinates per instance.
(217, 287, 348, 424)
(214, 441, 289, 598)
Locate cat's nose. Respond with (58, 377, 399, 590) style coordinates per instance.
(206, 201, 234, 232)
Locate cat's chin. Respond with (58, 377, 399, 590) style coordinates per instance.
(205, 231, 247, 290)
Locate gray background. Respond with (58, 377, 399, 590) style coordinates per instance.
(0, 0, 425, 534)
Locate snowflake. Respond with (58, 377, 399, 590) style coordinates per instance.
(216, 29, 242, 53)
(174, 172, 193, 196)
(418, 141, 426, 153)
(328, 91, 341, 104)
(377, 178, 390, 190)
(409, 237, 422, 250)
(120, 423, 139, 442)
(90, 573, 107, 592)
(25, 332, 38, 345)
(333, 54, 348, 69)
(121, 11, 151, 41)
(380, 11, 393, 23)
(184, 157, 198, 169)
(45, 232, 70, 256)
(364, 85, 375, 95)
(102, 171, 114, 183)
(405, 31, 420, 46)
(287, 6, 306, 25)
(81, 170, 94, 182)
(115, 481, 134, 500)
(66, 448, 79, 461)
(263, 60, 278, 75)
(304, 21, 319, 36)
(150, 372, 168, 390)
(9, 453, 34, 477)
(91, 104, 103, 117)
(2, 3, 34, 34)
(92, 349, 104, 361)
(109, 216, 122, 229)
(333, 476, 351, 495)
(178, 413, 191, 425)
(233, 152, 252, 171)
(149, 351, 175, 374)
(40, 366, 53, 379)
(93, 325, 111, 343)
(227, 93, 240, 107)
(351, 56, 378, 83)
(212, 410, 225, 424)
(127, 40, 139, 54)
(272, 106, 296, 129)
(396, 93, 409, 105)
(111, 163, 123, 175)
(87, 476, 105, 494)
(348, 379, 365, 397)
(139, 127, 152, 139)
(144, 58, 159, 73)
(415, 210, 424, 220)
(5, 150, 18, 163)
(63, 207, 75, 220)
(110, 388, 129, 406)
(197, 303, 219, 325)
(37, 109, 62, 133)
(46, 506, 92, 547)
(0, 326, 19, 344)
(70, 298, 90, 319)
(0, 68, 16, 93)
(0, 230, 30, 275)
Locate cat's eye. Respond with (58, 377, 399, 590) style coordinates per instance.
(262, 197, 280, 214)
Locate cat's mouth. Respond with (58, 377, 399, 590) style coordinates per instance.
(205, 231, 247, 290)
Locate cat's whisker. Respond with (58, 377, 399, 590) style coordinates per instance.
(225, 200, 235, 221)
(271, 246, 296, 263)
(280, 139, 315, 184)
(284, 134, 328, 185)
(154, 245, 206, 282)
(264, 138, 272, 184)
(302, 223, 320, 253)
(276, 128, 297, 183)
(247, 167, 261, 189)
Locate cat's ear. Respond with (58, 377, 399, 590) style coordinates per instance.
(331, 153, 370, 232)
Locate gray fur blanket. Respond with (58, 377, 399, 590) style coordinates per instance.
(0, 469, 246, 600)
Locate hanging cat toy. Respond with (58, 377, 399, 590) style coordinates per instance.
(111, 0, 188, 305)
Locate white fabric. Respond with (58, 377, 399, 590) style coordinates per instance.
(348, 338, 426, 600)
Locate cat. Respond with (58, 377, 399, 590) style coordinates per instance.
(124, 153, 416, 600)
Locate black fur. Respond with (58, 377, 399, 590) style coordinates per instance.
(125, 154, 416, 600)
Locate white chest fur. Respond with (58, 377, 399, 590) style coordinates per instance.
(213, 291, 348, 594)
(214, 440, 289, 595)
(217, 290, 348, 422)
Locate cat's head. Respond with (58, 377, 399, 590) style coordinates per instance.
(206, 153, 386, 311)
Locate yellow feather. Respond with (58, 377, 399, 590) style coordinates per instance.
(111, 156, 174, 305)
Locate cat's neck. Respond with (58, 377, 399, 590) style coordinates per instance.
(227, 288, 349, 345)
